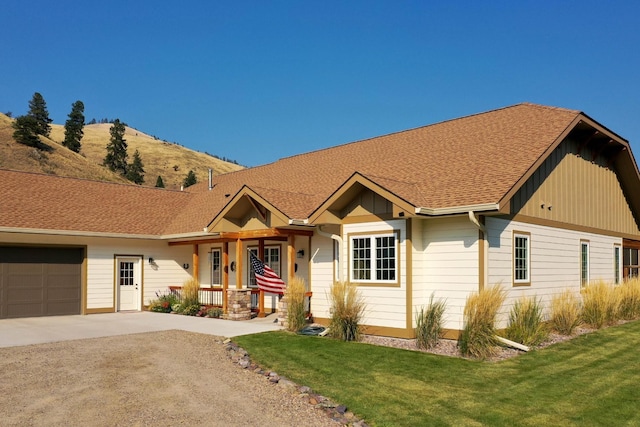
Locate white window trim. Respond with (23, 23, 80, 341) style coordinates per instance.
(581, 241, 590, 287)
(210, 248, 221, 287)
(513, 232, 530, 285)
(349, 233, 398, 284)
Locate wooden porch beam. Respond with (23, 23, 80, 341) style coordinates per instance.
(192, 244, 199, 282)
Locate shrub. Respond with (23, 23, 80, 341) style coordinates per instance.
(182, 278, 200, 307)
(181, 303, 201, 316)
(415, 293, 446, 350)
(549, 290, 582, 335)
(617, 278, 640, 320)
(148, 290, 180, 313)
(458, 284, 506, 359)
(581, 280, 618, 328)
(328, 281, 366, 341)
(206, 307, 223, 318)
(505, 296, 549, 346)
(285, 276, 308, 332)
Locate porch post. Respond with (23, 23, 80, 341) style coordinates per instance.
(222, 241, 229, 313)
(287, 234, 295, 282)
(192, 244, 199, 282)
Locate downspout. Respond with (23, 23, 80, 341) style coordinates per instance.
(317, 225, 343, 281)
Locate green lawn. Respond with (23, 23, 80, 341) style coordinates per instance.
(234, 320, 640, 426)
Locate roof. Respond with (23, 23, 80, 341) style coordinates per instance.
(3, 103, 631, 237)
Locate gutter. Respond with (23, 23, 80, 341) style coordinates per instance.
(0, 227, 218, 241)
(316, 225, 343, 281)
(415, 203, 499, 216)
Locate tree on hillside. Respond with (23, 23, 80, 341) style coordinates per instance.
(126, 149, 145, 185)
(103, 119, 128, 176)
(12, 115, 40, 147)
(155, 176, 165, 188)
(63, 100, 85, 153)
(28, 92, 53, 137)
(183, 170, 197, 188)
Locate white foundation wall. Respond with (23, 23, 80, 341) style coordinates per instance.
(0, 232, 192, 311)
(486, 217, 621, 326)
(414, 216, 480, 331)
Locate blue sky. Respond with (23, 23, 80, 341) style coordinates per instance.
(2, 1, 639, 167)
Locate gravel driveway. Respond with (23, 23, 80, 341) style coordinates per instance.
(0, 330, 337, 427)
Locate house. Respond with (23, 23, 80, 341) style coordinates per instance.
(1, 103, 639, 338)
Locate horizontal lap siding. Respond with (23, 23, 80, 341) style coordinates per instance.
(486, 217, 621, 326)
(416, 217, 480, 331)
(309, 234, 336, 320)
(341, 220, 407, 329)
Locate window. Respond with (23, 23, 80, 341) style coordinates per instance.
(248, 246, 281, 288)
(119, 261, 134, 286)
(614, 246, 621, 285)
(581, 241, 590, 286)
(210, 249, 221, 286)
(513, 232, 530, 284)
(623, 247, 639, 279)
(350, 233, 397, 283)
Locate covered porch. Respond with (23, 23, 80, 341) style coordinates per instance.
(168, 227, 314, 318)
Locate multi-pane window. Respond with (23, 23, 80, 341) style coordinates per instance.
(119, 261, 134, 286)
(350, 233, 396, 283)
(614, 246, 621, 285)
(513, 233, 530, 284)
(248, 246, 280, 287)
(623, 247, 639, 279)
(581, 241, 590, 286)
(210, 249, 221, 286)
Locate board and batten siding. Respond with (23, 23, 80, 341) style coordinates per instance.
(415, 216, 480, 331)
(338, 220, 408, 329)
(486, 217, 621, 326)
(511, 137, 640, 237)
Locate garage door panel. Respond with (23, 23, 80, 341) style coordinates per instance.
(1, 247, 82, 319)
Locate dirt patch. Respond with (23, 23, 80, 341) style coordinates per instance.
(0, 330, 337, 427)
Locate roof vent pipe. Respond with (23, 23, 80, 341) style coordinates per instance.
(208, 168, 213, 191)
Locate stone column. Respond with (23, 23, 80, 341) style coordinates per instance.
(226, 289, 252, 320)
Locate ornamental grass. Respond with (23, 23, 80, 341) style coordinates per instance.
(458, 284, 506, 359)
(285, 276, 308, 332)
(616, 277, 640, 320)
(328, 281, 366, 342)
(581, 280, 618, 329)
(505, 296, 549, 346)
(549, 289, 582, 335)
(415, 293, 446, 350)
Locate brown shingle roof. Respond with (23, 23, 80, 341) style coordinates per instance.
(0, 170, 190, 235)
(1, 103, 584, 236)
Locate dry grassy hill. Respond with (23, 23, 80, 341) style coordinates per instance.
(0, 113, 243, 189)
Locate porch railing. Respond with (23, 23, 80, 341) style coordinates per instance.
(168, 286, 261, 312)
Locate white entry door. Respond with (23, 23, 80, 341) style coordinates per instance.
(117, 257, 141, 311)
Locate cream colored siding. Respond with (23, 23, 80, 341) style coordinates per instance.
(486, 217, 621, 326)
(341, 220, 407, 329)
(512, 138, 640, 236)
(415, 216, 480, 331)
(309, 233, 338, 320)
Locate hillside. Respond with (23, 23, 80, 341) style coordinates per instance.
(0, 113, 243, 189)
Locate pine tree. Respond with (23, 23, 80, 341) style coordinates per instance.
(103, 119, 128, 175)
(63, 100, 85, 153)
(155, 176, 165, 188)
(28, 92, 53, 137)
(183, 170, 197, 188)
(126, 149, 145, 185)
(12, 115, 40, 147)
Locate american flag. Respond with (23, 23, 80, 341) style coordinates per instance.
(249, 252, 286, 294)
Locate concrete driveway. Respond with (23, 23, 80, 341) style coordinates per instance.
(0, 311, 283, 348)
